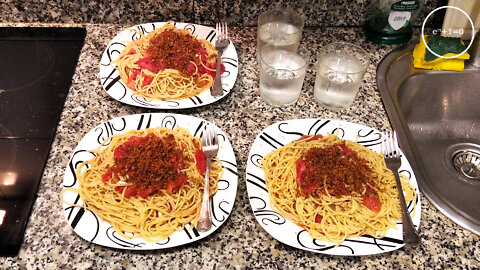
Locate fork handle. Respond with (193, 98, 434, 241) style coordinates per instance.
(197, 159, 212, 232)
(211, 47, 226, 97)
(393, 169, 421, 246)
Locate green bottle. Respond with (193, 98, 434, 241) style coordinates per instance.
(366, 0, 422, 45)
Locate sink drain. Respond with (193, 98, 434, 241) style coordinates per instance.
(452, 150, 480, 180)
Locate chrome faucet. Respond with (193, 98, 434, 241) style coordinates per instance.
(469, 30, 480, 68)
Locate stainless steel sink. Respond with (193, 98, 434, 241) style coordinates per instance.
(377, 46, 480, 235)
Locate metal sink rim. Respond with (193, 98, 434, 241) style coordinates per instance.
(377, 45, 480, 235)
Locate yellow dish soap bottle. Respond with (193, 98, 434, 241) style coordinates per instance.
(366, 0, 422, 44)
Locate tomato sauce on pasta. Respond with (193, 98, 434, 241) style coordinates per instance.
(61, 127, 223, 241)
(112, 22, 224, 101)
(260, 134, 417, 244)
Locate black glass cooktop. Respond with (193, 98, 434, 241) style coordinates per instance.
(0, 27, 86, 257)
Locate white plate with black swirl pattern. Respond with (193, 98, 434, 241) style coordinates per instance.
(62, 113, 238, 249)
(246, 118, 421, 256)
(99, 22, 239, 109)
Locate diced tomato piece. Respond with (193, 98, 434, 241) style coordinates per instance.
(170, 153, 185, 170)
(122, 186, 138, 198)
(196, 46, 207, 61)
(206, 62, 215, 69)
(186, 62, 196, 74)
(298, 135, 310, 141)
(115, 185, 125, 193)
(206, 62, 225, 76)
(298, 134, 323, 142)
(194, 45, 208, 63)
(364, 196, 381, 213)
(195, 149, 207, 174)
(208, 63, 227, 76)
(142, 75, 153, 86)
(198, 65, 206, 74)
(165, 182, 175, 194)
(124, 136, 139, 146)
(207, 70, 216, 78)
(114, 145, 128, 158)
(120, 50, 136, 60)
(102, 169, 113, 183)
(130, 69, 141, 80)
(315, 214, 323, 223)
(296, 158, 320, 194)
(126, 69, 141, 90)
(309, 135, 323, 141)
(338, 185, 350, 196)
(125, 135, 149, 146)
(147, 186, 156, 196)
(335, 143, 356, 156)
(115, 185, 138, 198)
(137, 57, 159, 73)
(296, 159, 306, 184)
(177, 173, 187, 186)
(114, 136, 151, 158)
(126, 79, 136, 90)
(205, 62, 217, 77)
(177, 154, 185, 170)
(166, 174, 187, 194)
(137, 187, 156, 199)
(302, 183, 320, 194)
(197, 46, 206, 54)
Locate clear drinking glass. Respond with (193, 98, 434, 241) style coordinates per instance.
(257, 8, 304, 61)
(259, 44, 310, 107)
(314, 42, 370, 111)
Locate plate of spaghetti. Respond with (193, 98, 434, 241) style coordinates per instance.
(99, 22, 239, 109)
(246, 119, 421, 256)
(61, 113, 238, 249)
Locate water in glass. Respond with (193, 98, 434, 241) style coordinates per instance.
(314, 54, 365, 110)
(260, 49, 307, 107)
(258, 22, 301, 54)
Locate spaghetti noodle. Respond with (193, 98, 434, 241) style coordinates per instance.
(61, 127, 223, 241)
(260, 134, 417, 244)
(112, 22, 222, 100)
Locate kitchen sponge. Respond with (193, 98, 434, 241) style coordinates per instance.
(413, 35, 470, 71)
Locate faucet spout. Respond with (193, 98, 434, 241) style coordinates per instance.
(469, 30, 480, 68)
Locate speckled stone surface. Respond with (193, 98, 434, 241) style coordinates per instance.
(1, 0, 447, 27)
(0, 0, 194, 25)
(1, 23, 479, 269)
(195, 0, 447, 27)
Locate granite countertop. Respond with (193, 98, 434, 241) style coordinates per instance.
(2, 24, 480, 269)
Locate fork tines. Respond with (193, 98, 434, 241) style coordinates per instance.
(382, 130, 400, 158)
(216, 22, 228, 41)
(203, 121, 217, 147)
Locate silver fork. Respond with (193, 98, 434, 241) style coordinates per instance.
(211, 22, 229, 97)
(382, 130, 421, 246)
(196, 121, 220, 232)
